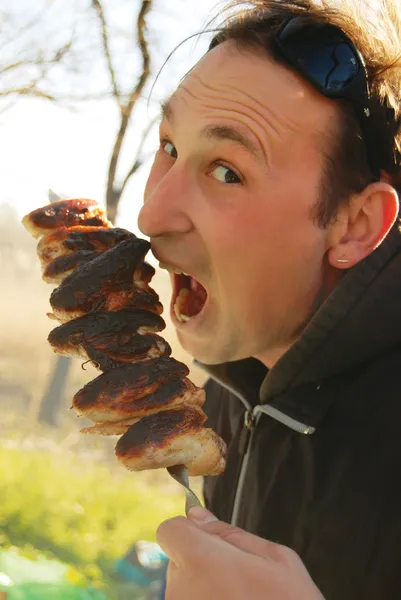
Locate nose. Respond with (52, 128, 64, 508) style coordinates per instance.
(138, 163, 193, 238)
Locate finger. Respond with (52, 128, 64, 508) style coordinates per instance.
(156, 515, 234, 568)
(188, 506, 281, 560)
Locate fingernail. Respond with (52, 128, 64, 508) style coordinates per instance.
(188, 506, 219, 526)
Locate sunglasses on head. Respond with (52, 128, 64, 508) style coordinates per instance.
(273, 16, 381, 179)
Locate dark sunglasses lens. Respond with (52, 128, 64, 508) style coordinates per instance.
(278, 21, 360, 93)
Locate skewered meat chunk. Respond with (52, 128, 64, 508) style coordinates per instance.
(37, 226, 134, 283)
(73, 356, 202, 422)
(43, 250, 100, 284)
(49, 238, 162, 322)
(115, 404, 226, 476)
(77, 377, 203, 424)
(22, 199, 111, 238)
(44, 250, 157, 288)
(74, 356, 189, 409)
(48, 310, 171, 370)
(38, 226, 132, 262)
(81, 418, 141, 436)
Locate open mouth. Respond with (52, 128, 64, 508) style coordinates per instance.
(173, 274, 208, 323)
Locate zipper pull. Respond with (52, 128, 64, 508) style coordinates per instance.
(238, 409, 255, 456)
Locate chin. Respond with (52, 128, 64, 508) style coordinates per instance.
(176, 330, 235, 366)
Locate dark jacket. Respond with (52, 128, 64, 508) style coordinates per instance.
(202, 224, 401, 600)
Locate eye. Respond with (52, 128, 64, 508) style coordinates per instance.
(210, 165, 241, 184)
(162, 140, 178, 159)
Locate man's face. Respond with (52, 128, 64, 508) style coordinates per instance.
(138, 41, 339, 366)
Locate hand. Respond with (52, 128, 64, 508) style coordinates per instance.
(157, 506, 324, 600)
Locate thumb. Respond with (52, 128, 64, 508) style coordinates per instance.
(188, 506, 278, 559)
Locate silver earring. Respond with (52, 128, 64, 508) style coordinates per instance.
(337, 258, 349, 264)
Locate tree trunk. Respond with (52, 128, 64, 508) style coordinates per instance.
(38, 356, 72, 427)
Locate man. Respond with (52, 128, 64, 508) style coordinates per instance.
(138, 0, 401, 598)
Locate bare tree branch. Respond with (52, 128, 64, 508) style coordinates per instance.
(1, 0, 159, 222)
(0, 60, 25, 75)
(0, 97, 16, 115)
(105, 0, 153, 222)
(0, 2, 55, 52)
(91, 0, 121, 104)
(118, 114, 158, 198)
(0, 86, 56, 101)
(0, 12, 75, 103)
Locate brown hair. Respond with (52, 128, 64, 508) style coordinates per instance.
(208, 0, 401, 226)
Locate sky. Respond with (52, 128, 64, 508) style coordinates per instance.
(0, 0, 225, 235)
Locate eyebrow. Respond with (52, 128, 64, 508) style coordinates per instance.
(160, 98, 174, 123)
(201, 125, 262, 161)
(160, 97, 265, 163)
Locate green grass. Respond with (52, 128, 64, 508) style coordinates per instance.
(0, 446, 184, 583)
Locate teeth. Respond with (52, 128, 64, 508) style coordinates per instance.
(159, 262, 190, 277)
(174, 304, 189, 323)
(174, 288, 191, 323)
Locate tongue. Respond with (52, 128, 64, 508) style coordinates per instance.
(179, 278, 207, 317)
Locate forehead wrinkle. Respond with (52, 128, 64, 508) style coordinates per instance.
(173, 81, 271, 161)
(216, 81, 301, 137)
(179, 93, 271, 164)
(185, 63, 306, 138)
(176, 73, 299, 159)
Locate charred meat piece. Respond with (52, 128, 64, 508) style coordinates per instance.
(74, 356, 189, 409)
(43, 246, 155, 285)
(37, 226, 133, 265)
(22, 199, 111, 238)
(48, 309, 171, 370)
(133, 261, 156, 290)
(73, 356, 193, 421)
(80, 418, 141, 436)
(76, 376, 202, 423)
(115, 404, 227, 476)
(43, 250, 99, 283)
(49, 238, 162, 321)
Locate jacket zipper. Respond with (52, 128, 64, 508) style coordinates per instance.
(198, 366, 316, 525)
(231, 408, 258, 526)
(230, 405, 315, 526)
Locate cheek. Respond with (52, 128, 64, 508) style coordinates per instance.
(209, 204, 323, 311)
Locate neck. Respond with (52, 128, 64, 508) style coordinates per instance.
(255, 262, 345, 370)
(254, 342, 294, 370)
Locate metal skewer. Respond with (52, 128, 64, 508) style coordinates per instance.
(167, 464, 202, 515)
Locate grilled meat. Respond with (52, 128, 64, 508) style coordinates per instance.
(22, 199, 111, 238)
(115, 404, 226, 476)
(49, 238, 162, 321)
(38, 226, 132, 262)
(48, 309, 171, 370)
(37, 226, 135, 283)
(73, 356, 189, 412)
(80, 418, 141, 436)
(43, 250, 99, 284)
(75, 372, 203, 423)
(22, 198, 227, 477)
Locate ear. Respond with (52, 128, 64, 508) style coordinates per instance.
(327, 182, 399, 269)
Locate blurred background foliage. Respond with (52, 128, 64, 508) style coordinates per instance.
(0, 444, 183, 588)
